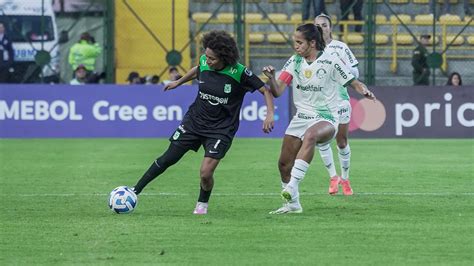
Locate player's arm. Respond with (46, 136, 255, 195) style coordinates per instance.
(164, 66, 198, 91)
(262, 65, 287, 98)
(258, 86, 275, 133)
(349, 79, 376, 100)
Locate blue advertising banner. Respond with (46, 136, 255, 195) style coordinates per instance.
(0, 85, 290, 138)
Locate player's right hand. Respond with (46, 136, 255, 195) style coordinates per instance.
(163, 81, 179, 91)
(262, 65, 275, 79)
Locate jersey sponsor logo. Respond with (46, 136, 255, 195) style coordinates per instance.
(317, 59, 332, 65)
(297, 113, 315, 119)
(345, 48, 354, 63)
(330, 51, 340, 58)
(329, 44, 344, 50)
(224, 84, 232, 93)
(334, 63, 348, 79)
(304, 69, 313, 79)
(245, 68, 253, 76)
(199, 91, 229, 105)
(338, 107, 350, 115)
(316, 68, 327, 79)
(296, 84, 323, 92)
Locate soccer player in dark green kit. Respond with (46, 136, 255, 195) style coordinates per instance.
(131, 30, 275, 214)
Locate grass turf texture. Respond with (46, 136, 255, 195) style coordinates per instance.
(1, 139, 473, 265)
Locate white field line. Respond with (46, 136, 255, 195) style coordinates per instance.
(13, 192, 474, 197)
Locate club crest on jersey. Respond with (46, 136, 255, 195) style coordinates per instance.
(304, 69, 313, 79)
(172, 131, 180, 140)
(224, 84, 232, 93)
(316, 68, 327, 79)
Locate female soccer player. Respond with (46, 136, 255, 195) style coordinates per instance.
(314, 14, 360, 195)
(132, 30, 275, 215)
(262, 24, 375, 214)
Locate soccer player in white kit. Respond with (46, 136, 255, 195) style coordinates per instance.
(263, 24, 375, 214)
(315, 14, 360, 196)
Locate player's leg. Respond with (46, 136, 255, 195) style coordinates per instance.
(193, 157, 221, 215)
(133, 143, 189, 195)
(318, 142, 339, 194)
(269, 135, 303, 214)
(336, 122, 353, 195)
(193, 138, 231, 214)
(133, 125, 199, 195)
(283, 121, 336, 202)
(278, 135, 302, 188)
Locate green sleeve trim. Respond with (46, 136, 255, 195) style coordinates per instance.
(343, 77, 355, 87)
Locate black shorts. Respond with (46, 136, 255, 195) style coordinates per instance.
(169, 124, 232, 159)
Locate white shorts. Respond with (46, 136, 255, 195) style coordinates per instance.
(338, 100, 352, 124)
(285, 112, 339, 144)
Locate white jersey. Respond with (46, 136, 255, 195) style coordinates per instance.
(325, 40, 359, 101)
(279, 52, 355, 121)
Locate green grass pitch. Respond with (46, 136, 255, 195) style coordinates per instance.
(1, 138, 473, 265)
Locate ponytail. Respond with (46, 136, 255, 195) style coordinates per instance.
(315, 25, 326, 51)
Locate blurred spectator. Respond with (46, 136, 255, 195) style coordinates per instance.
(145, 74, 160, 85)
(412, 35, 431, 86)
(70, 64, 88, 85)
(302, 0, 327, 21)
(340, 0, 363, 33)
(438, 0, 471, 16)
(127, 71, 142, 84)
(0, 22, 15, 83)
(151, 75, 160, 84)
(162, 67, 182, 85)
(68, 32, 101, 75)
(446, 72, 462, 86)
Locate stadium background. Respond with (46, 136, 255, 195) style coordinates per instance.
(0, 0, 472, 138)
(60, 0, 474, 86)
(1, 1, 473, 265)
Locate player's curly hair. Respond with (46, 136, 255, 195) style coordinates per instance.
(296, 23, 326, 51)
(202, 30, 239, 66)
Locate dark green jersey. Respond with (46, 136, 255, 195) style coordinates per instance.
(182, 55, 264, 141)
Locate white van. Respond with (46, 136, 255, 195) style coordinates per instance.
(0, 0, 60, 83)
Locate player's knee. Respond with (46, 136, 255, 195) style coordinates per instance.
(304, 130, 319, 145)
(337, 137, 347, 149)
(200, 168, 214, 181)
(156, 145, 186, 169)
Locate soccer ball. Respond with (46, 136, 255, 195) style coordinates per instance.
(108, 186, 138, 214)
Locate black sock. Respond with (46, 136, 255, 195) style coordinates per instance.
(134, 161, 165, 195)
(198, 186, 212, 203)
(133, 144, 188, 195)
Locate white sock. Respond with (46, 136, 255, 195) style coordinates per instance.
(288, 159, 309, 190)
(318, 143, 337, 178)
(338, 144, 351, 180)
(281, 181, 288, 190)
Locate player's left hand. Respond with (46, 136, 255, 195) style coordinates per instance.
(164, 81, 179, 91)
(364, 90, 376, 101)
(262, 65, 276, 79)
(262, 115, 275, 133)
